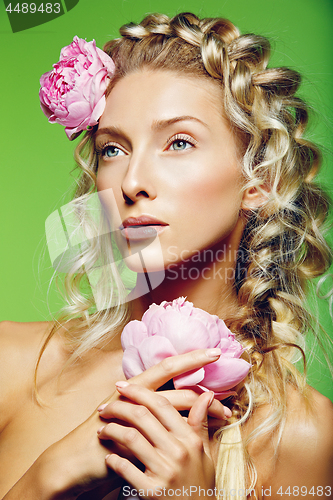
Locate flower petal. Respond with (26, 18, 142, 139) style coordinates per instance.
(137, 336, 178, 370)
(197, 385, 237, 400)
(218, 336, 244, 358)
(173, 367, 205, 389)
(157, 311, 211, 353)
(121, 320, 148, 350)
(201, 357, 251, 391)
(141, 303, 165, 335)
(39, 36, 115, 138)
(122, 345, 145, 379)
(90, 95, 106, 124)
(217, 318, 232, 339)
(96, 46, 116, 73)
(120, 297, 250, 399)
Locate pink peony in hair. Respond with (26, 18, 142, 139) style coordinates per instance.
(121, 297, 251, 399)
(39, 36, 115, 140)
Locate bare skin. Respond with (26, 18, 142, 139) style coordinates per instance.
(0, 320, 125, 499)
(0, 320, 228, 500)
(1, 70, 332, 499)
(243, 389, 333, 499)
(0, 320, 332, 500)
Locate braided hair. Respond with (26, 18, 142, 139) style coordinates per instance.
(100, 10, 331, 402)
(54, 13, 332, 496)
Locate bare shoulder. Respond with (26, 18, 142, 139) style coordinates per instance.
(280, 386, 332, 457)
(277, 387, 332, 478)
(0, 320, 53, 430)
(0, 320, 52, 360)
(257, 386, 333, 498)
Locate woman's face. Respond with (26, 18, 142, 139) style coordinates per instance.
(96, 69, 246, 272)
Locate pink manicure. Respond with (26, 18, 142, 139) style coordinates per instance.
(97, 403, 108, 412)
(206, 348, 221, 358)
(115, 380, 129, 389)
(208, 392, 215, 407)
(223, 406, 232, 418)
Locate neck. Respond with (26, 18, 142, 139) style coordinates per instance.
(130, 220, 245, 321)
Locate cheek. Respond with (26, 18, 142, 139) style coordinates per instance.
(177, 165, 243, 215)
(96, 168, 124, 208)
(96, 169, 112, 192)
(96, 172, 123, 232)
(169, 164, 243, 253)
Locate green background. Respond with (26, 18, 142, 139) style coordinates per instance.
(0, 0, 332, 399)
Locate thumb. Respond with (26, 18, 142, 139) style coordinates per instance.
(187, 391, 214, 453)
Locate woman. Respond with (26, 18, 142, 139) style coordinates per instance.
(1, 12, 332, 500)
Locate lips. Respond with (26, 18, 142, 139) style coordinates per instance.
(119, 215, 168, 240)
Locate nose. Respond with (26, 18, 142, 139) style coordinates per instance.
(121, 151, 157, 204)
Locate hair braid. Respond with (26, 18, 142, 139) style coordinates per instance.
(47, 12, 332, 497)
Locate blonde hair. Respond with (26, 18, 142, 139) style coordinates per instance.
(37, 12, 332, 497)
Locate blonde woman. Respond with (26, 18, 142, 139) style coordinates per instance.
(1, 12, 332, 500)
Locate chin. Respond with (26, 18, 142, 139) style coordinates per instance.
(123, 253, 165, 273)
(122, 251, 166, 296)
(116, 235, 166, 273)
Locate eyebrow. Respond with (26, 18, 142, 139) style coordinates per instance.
(95, 126, 128, 140)
(151, 115, 210, 131)
(95, 115, 210, 140)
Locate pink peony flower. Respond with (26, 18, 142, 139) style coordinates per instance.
(39, 36, 115, 140)
(121, 297, 251, 399)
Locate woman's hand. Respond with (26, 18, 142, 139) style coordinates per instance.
(99, 347, 231, 420)
(53, 348, 229, 498)
(3, 348, 228, 499)
(97, 383, 217, 500)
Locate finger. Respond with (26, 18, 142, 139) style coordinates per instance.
(131, 348, 221, 391)
(187, 392, 213, 453)
(111, 383, 195, 439)
(98, 399, 180, 456)
(99, 422, 164, 476)
(97, 348, 221, 407)
(156, 389, 232, 420)
(105, 453, 157, 494)
(98, 388, 230, 420)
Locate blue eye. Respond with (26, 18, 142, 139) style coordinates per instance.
(102, 145, 125, 158)
(167, 134, 196, 152)
(170, 140, 191, 151)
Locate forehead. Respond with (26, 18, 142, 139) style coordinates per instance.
(98, 69, 225, 129)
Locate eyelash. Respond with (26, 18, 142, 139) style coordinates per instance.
(166, 134, 197, 150)
(95, 142, 125, 159)
(95, 133, 197, 159)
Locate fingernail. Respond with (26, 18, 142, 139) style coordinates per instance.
(115, 380, 129, 389)
(208, 391, 215, 407)
(223, 406, 232, 418)
(206, 348, 221, 358)
(97, 403, 108, 412)
(97, 426, 104, 434)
